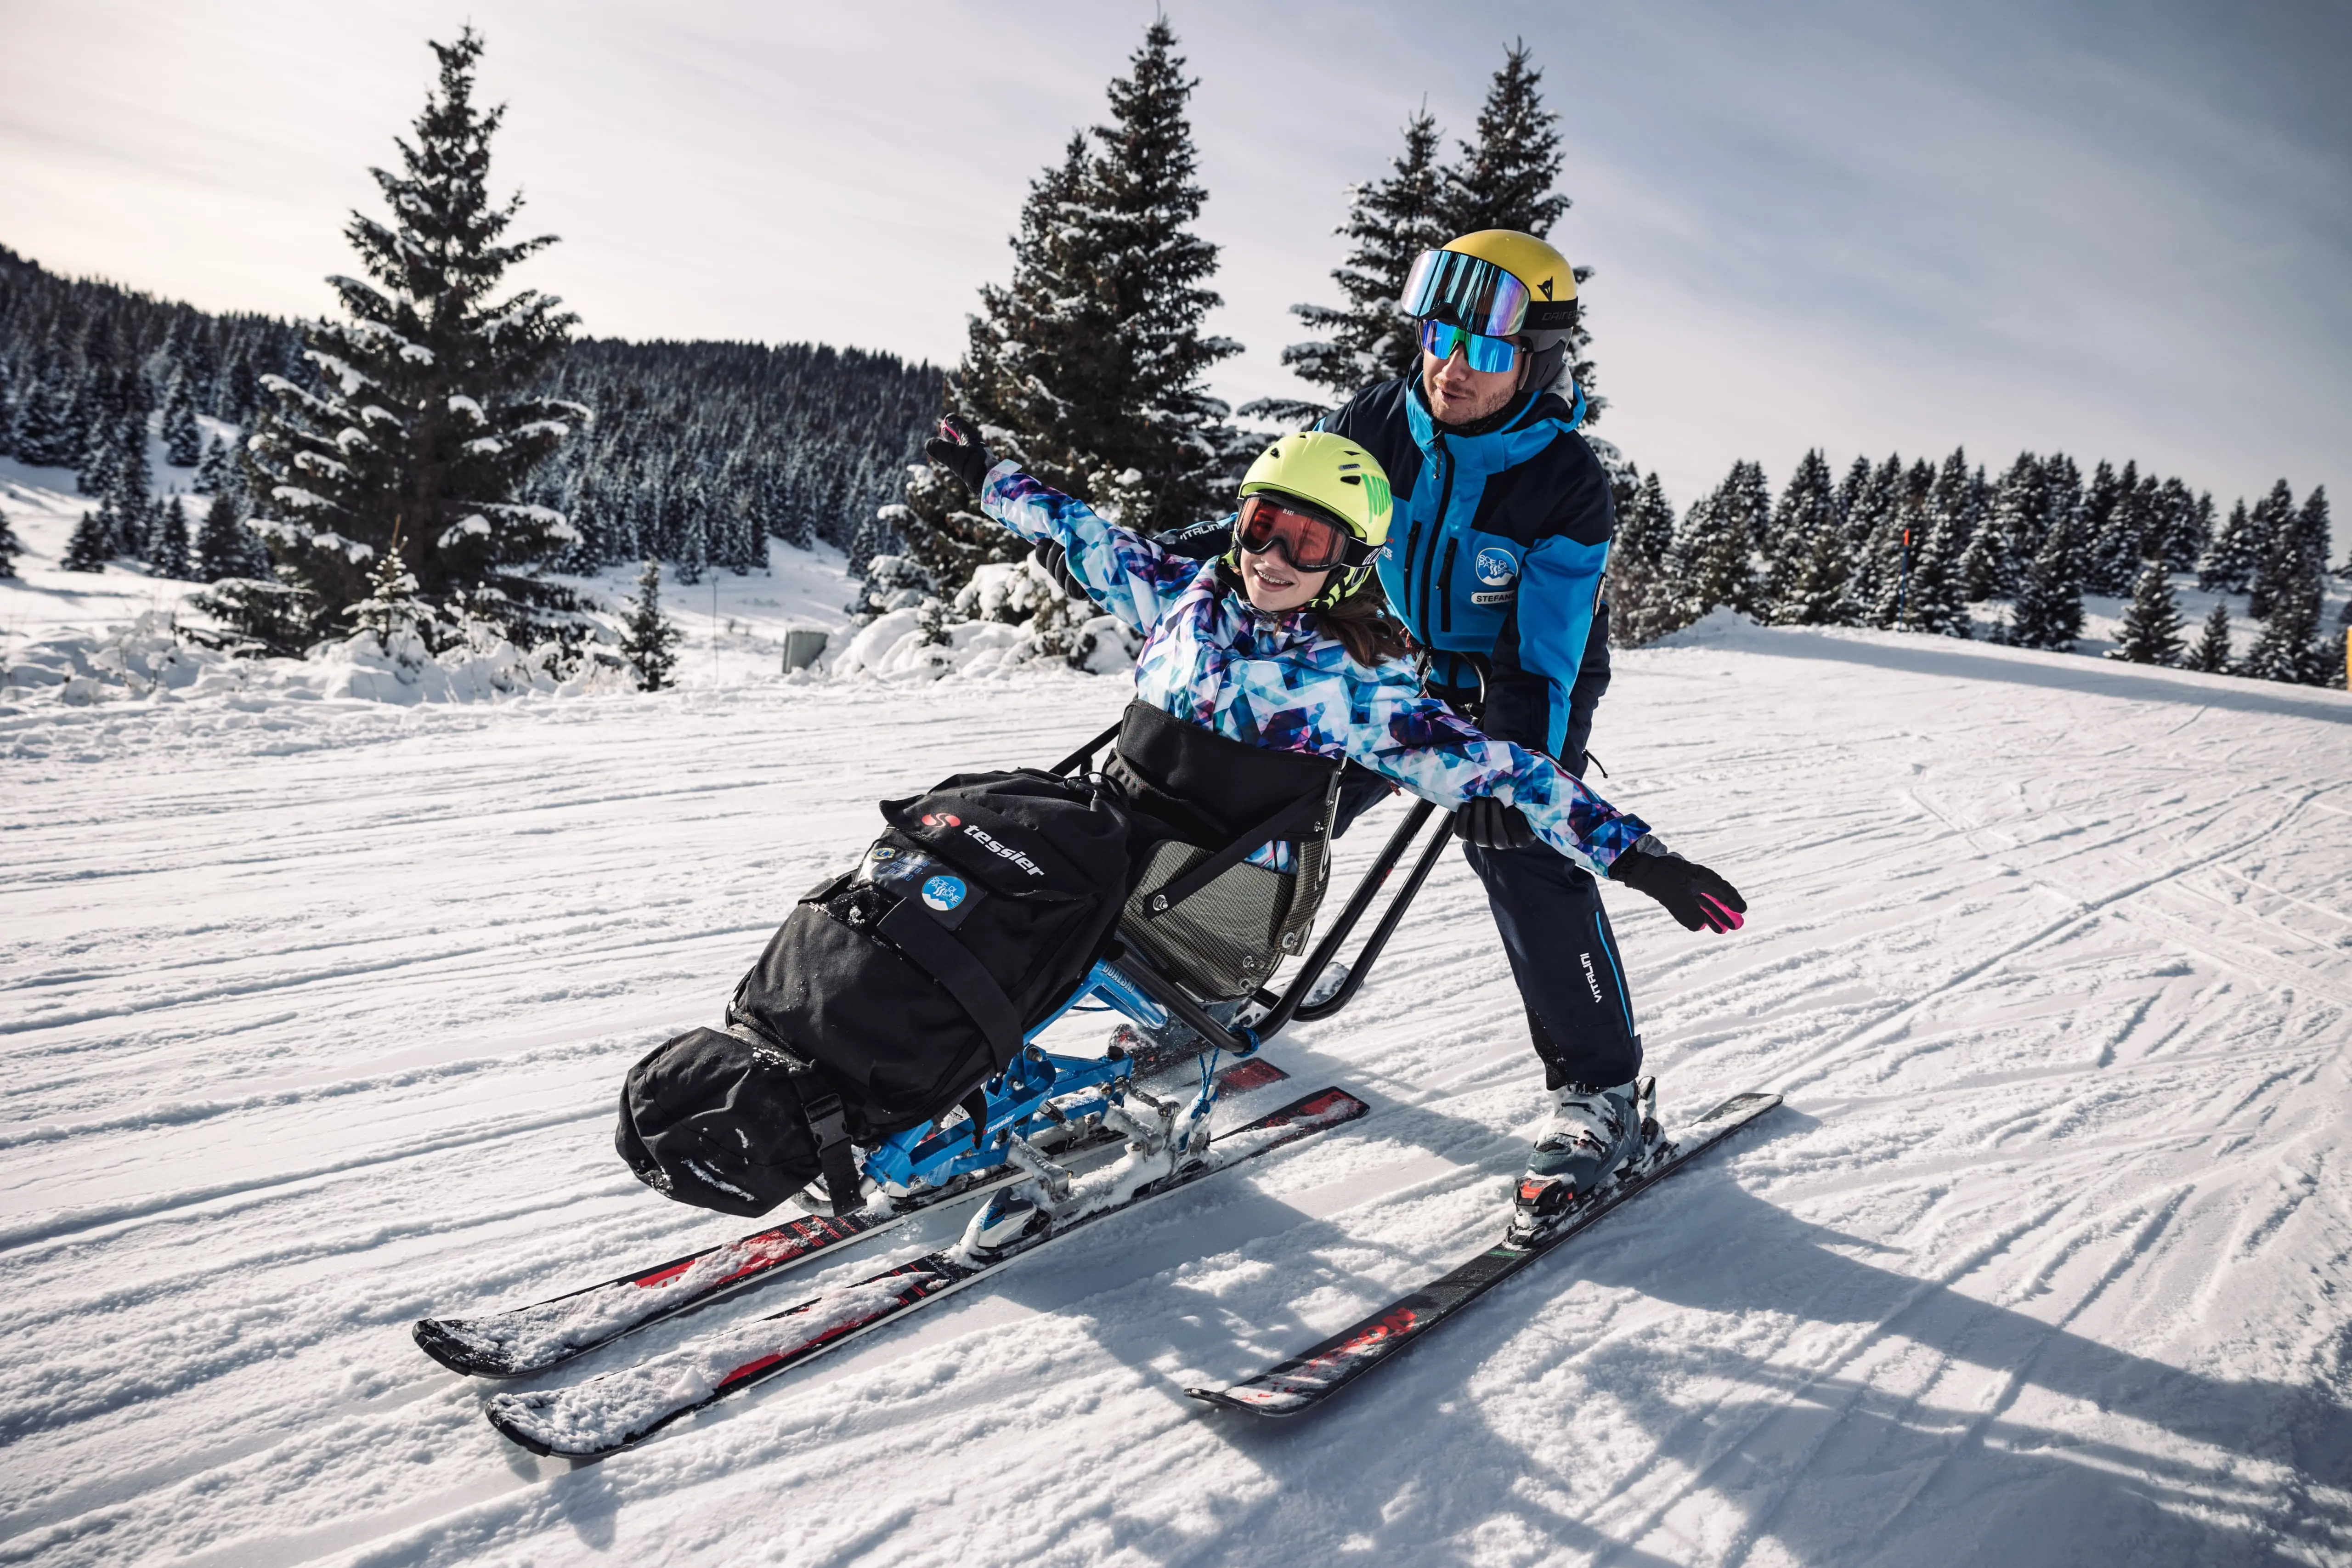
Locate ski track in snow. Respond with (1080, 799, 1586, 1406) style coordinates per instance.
(1, 621, 2348, 1567)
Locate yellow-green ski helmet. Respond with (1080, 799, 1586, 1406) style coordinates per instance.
(1403, 229, 1580, 389)
(1230, 431, 1394, 608)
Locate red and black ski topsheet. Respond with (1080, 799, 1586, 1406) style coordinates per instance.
(1187, 1091, 1781, 1417)
(416, 1054, 1289, 1378)
(487, 1084, 1368, 1458)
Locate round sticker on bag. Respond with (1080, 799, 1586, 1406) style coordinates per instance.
(921, 874, 967, 911)
(1475, 547, 1519, 586)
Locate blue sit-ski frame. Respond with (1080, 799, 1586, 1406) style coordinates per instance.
(859, 959, 1252, 1195)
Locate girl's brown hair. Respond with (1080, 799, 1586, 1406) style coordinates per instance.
(1315, 577, 1413, 668)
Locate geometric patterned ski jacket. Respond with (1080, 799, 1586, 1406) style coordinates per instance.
(979, 462, 1651, 875)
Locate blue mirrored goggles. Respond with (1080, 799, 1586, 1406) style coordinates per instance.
(1402, 248, 1530, 336)
(1417, 318, 1524, 374)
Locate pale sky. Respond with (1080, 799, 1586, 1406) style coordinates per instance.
(1, 0, 2345, 540)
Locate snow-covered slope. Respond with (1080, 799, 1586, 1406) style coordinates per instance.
(2, 619, 2347, 1567)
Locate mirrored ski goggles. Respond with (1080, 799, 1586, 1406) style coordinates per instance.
(1402, 247, 1531, 337)
(1418, 319, 1525, 374)
(1235, 494, 1366, 573)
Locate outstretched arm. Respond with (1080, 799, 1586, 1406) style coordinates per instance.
(927, 414, 1203, 636)
(976, 465, 1203, 636)
(1337, 661, 1651, 876)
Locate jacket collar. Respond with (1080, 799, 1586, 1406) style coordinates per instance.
(1404, 376, 1586, 453)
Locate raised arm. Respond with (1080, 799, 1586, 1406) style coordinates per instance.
(976, 465, 1204, 636)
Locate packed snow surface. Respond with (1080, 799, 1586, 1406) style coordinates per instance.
(3, 614, 2349, 1567)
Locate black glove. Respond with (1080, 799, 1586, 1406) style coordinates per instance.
(924, 414, 992, 493)
(1455, 797, 1537, 850)
(1607, 840, 1747, 933)
(1031, 538, 1087, 599)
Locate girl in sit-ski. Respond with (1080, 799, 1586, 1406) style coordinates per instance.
(923, 416, 1746, 1205)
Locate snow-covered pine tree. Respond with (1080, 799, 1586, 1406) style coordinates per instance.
(2183, 600, 2233, 673)
(160, 371, 203, 467)
(2239, 564, 2330, 685)
(1842, 454, 1905, 623)
(957, 20, 1239, 537)
(2041, 456, 2085, 583)
(2199, 497, 2256, 591)
(0, 505, 21, 577)
(1281, 106, 1448, 405)
(62, 510, 110, 572)
(148, 495, 192, 579)
(1670, 462, 1762, 621)
(619, 560, 681, 691)
(1985, 453, 2046, 596)
(2098, 463, 2154, 597)
(1763, 448, 1834, 584)
(1773, 497, 1858, 628)
(1615, 470, 1676, 566)
(2106, 558, 2182, 664)
(349, 546, 435, 650)
(2242, 480, 2298, 619)
(194, 492, 260, 582)
(1438, 42, 1597, 411)
(192, 436, 236, 496)
(1904, 488, 1972, 638)
(103, 410, 155, 557)
(231, 29, 587, 652)
(2005, 508, 2084, 651)
(2152, 479, 2205, 572)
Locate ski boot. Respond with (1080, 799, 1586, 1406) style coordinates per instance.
(1507, 1077, 1659, 1245)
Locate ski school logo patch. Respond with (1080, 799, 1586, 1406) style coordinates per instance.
(1475, 547, 1518, 586)
(920, 874, 967, 912)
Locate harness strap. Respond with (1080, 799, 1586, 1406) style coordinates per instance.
(785, 1066, 864, 1218)
(1142, 784, 1329, 922)
(878, 897, 1026, 1071)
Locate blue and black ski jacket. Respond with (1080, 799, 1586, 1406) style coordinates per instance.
(1318, 377, 1615, 771)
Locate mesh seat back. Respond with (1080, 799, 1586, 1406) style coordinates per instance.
(1105, 703, 1342, 1001)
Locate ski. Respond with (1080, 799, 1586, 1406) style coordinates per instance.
(485, 1085, 1368, 1457)
(1187, 1090, 1781, 1417)
(415, 1054, 1292, 1378)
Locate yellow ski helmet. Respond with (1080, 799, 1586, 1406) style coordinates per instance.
(1403, 229, 1580, 387)
(1231, 431, 1393, 608)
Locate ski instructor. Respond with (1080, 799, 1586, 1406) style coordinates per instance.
(1314, 229, 1736, 1189)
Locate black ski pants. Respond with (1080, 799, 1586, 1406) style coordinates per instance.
(1459, 838, 1642, 1091)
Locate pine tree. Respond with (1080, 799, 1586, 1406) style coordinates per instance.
(620, 560, 683, 691)
(62, 509, 111, 572)
(195, 492, 260, 582)
(148, 495, 192, 579)
(956, 20, 1239, 538)
(2106, 559, 2182, 665)
(1670, 462, 1762, 620)
(233, 29, 586, 651)
(160, 371, 203, 466)
(1773, 498, 1858, 627)
(349, 546, 435, 648)
(1985, 453, 2046, 596)
(0, 505, 21, 577)
(2243, 480, 2298, 619)
(2183, 600, 2233, 673)
(2199, 498, 2256, 591)
(1437, 42, 1597, 410)
(1843, 454, 1906, 623)
(2151, 478, 2204, 572)
(1615, 470, 1676, 566)
(1282, 107, 1447, 403)
(1763, 448, 1834, 579)
(193, 436, 237, 496)
(2240, 569, 2329, 685)
(2005, 508, 2084, 651)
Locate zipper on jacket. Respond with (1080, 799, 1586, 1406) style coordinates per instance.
(1438, 538, 1459, 634)
(1418, 442, 1453, 636)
